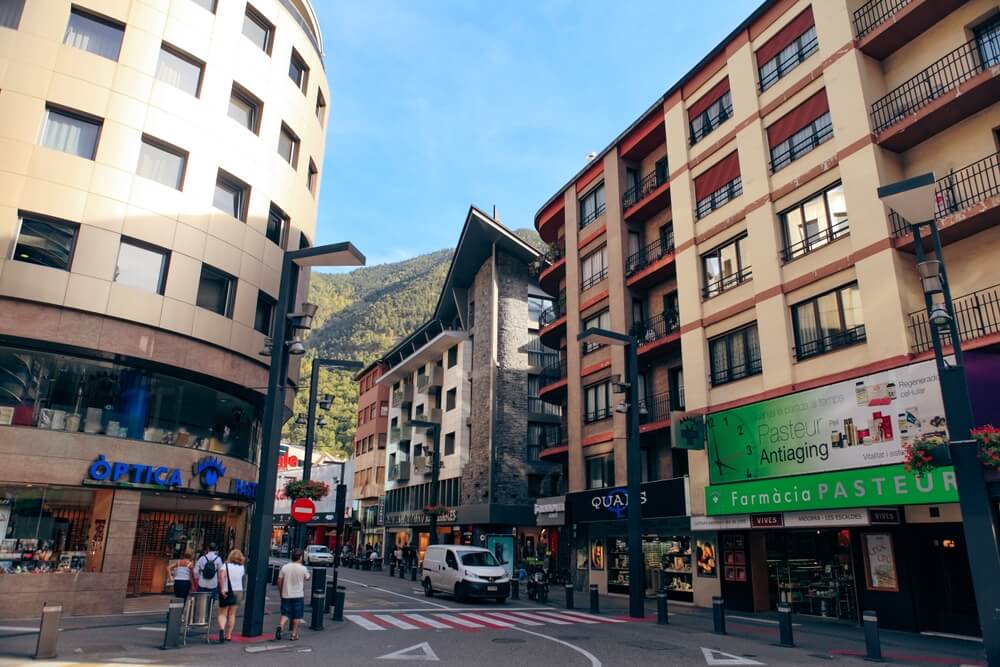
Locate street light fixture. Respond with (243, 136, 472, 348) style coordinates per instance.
(577, 326, 644, 619)
(410, 418, 442, 546)
(879, 175, 1000, 666)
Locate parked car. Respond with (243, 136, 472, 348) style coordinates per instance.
(421, 545, 510, 603)
(303, 545, 335, 566)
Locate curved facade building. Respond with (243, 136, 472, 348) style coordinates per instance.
(0, 0, 328, 616)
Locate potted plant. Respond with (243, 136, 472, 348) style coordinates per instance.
(422, 503, 449, 517)
(902, 435, 949, 477)
(284, 479, 330, 500)
(972, 425, 1000, 474)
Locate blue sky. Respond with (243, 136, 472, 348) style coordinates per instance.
(311, 0, 760, 268)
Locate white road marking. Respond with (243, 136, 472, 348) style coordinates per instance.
(511, 627, 601, 667)
(377, 641, 439, 661)
(459, 613, 515, 628)
(921, 631, 983, 643)
(403, 613, 452, 629)
(558, 610, 625, 623)
(339, 578, 451, 610)
(0, 626, 39, 633)
(538, 611, 597, 624)
(136, 626, 166, 632)
(345, 615, 386, 631)
(508, 611, 572, 625)
(483, 611, 544, 626)
(727, 615, 800, 627)
(433, 613, 484, 628)
(245, 644, 293, 653)
(701, 647, 765, 665)
(375, 614, 420, 630)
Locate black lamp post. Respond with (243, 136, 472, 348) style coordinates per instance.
(410, 419, 441, 546)
(242, 242, 364, 639)
(879, 175, 1000, 666)
(577, 327, 644, 619)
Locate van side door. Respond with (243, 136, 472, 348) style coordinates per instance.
(444, 549, 460, 590)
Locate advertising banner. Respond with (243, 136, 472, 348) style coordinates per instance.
(706, 360, 946, 483)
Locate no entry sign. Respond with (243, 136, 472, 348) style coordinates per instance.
(290, 498, 316, 523)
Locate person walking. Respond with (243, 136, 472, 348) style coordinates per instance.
(195, 543, 223, 600)
(276, 548, 310, 641)
(170, 549, 194, 600)
(216, 549, 245, 642)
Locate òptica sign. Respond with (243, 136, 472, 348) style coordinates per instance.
(87, 454, 184, 488)
(705, 463, 958, 515)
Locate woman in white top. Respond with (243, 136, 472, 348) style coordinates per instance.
(170, 549, 194, 600)
(217, 549, 246, 642)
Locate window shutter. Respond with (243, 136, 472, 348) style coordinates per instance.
(766, 88, 830, 147)
(694, 151, 741, 200)
(755, 6, 815, 66)
(687, 77, 731, 120)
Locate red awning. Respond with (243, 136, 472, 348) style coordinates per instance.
(694, 151, 741, 200)
(755, 6, 815, 65)
(688, 77, 731, 120)
(766, 88, 830, 147)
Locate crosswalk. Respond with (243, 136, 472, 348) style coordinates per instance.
(345, 609, 629, 632)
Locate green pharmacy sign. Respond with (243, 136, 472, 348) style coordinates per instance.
(705, 464, 958, 515)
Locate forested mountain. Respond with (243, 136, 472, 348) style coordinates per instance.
(283, 227, 543, 456)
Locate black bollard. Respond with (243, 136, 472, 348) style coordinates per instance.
(331, 585, 346, 621)
(777, 603, 794, 647)
(863, 611, 884, 662)
(160, 600, 184, 650)
(511, 579, 519, 600)
(325, 578, 335, 613)
(411, 565, 417, 581)
(712, 596, 726, 635)
(564, 584, 574, 610)
(399, 564, 406, 579)
(589, 585, 600, 614)
(310, 567, 327, 631)
(657, 592, 668, 625)
(389, 563, 395, 577)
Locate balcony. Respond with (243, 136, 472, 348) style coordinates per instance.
(528, 349, 558, 370)
(389, 424, 413, 442)
(871, 36, 1000, 152)
(538, 293, 567, 347)
(638, 390, 684, 432)
(528, 397, 563, 417)
(581, 266, 608, 291)
(538, 244, 566, 294)
(703, 266, 752, 299)
(412, 407, 443, 426)
(625, 233, 676, 288)
(888, 151, 1000, 246)
(794, 325, 867, 361)
(908, 283, 1000, 353)
(854, 0, 967, 60)
(536, 423, 569, 461)
(416, 366, 443, 393)
(622, 167, 671, 222)
(392, 384, 413, 407)
(579, 201, 606, 230)
(631, 311, 681, 357)
(412, 454, 431, 475)
(538, 359, 568, 404)
(388, 459, 410, 482)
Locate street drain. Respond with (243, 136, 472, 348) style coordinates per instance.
(619, 639, 681, 651)
(492, 638, 526, 644)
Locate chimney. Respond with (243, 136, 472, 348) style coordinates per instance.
(492, 205, 500, 222)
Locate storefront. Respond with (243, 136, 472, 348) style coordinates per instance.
(532, 496, 567, 574)
(270, 459, 354, 556)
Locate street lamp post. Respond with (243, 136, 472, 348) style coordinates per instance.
(577, 327, 644, 619)
(879, 175, 1000, 666)
(242, 242, 364, 639)
(411, 419, 441, 546)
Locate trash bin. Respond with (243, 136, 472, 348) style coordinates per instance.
(182, 592, 215, 645)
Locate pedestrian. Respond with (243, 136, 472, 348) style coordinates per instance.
(170, 549, 195, 600)
(276, 548, 311, 641)
(393, 545, 402, 567)
(195, 542, 223, 601)
(216, 549, 245, 643)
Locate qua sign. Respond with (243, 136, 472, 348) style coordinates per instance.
(567, 477, 688, 523)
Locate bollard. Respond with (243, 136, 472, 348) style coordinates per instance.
(863, 611, 884, 662)
(777, 603, 795, 647)
(539, 581, 548, 604)
(712, 596, 726, 635)
(389, 563, 396, 577)
(34, 602, 62, 660)
(331, 586, 346, 621)
(160, 601, 184, 650)
(325, 578, 336, 613)
(310, 567, 327, 631)
(564, 584, 574, 610)
(657, 592, 668, 625)
(589, 584, 600, 614)
(511, 579, 519, 600)
(399, 564, 406, 579)
(411, 565, 417, 582)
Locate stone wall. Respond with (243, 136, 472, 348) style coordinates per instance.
(463, 251, 495, 506)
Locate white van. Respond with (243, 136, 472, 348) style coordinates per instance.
(421, 545, 510, 603)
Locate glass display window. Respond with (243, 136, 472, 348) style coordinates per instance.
(0, 485, 100, 574)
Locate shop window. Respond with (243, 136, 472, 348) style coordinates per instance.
(585, 454, 614, 489)
(228, 83, 262, 134)
(13, 214, 78, 270)
(155, 43, 204, 97)
(242, 4, 273, 54)
(709, 324, 762, 386)
(0, 0, 25, 29)
(137, 136, 187, 190)
(40, 106, 102, 159)
(64, 7, 124, 61)
(115, 238, 169, 295)
(196, 264, 235, 317)
(0, 485, 101, 574)
(792, 283, 865, 360)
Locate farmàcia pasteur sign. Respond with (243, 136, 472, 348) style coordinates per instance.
(705, 463, 958, 516)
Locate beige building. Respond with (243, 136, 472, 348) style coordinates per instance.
(0, 0, 329, 616)
(535, 0, 998, 635)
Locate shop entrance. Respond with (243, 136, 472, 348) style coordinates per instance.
(911, 524, 979, 636)
(766, 529, 858, 621)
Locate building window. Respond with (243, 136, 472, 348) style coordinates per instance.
(196, 264, 235, 317)
(586, 455, 615, 490)
(266, 203, 288, 246)
(444, 432, 455, 456)
(581, 245, 608, 290)
(446, 388, 456, 411)
(316, 89, 327, 125)
(781, 182, 848, 262)
(40, 106, 101, 159)
(254, 290, 275, 334)
(306, 159, 318, 194)
(447, 344, 458, 368)
(63, 7, 124, 61)
(696, 177, 742, 219)
(228, 83, 261, 134)
(213, 170, 249, 221)
(527, 475, 546, 497)
(584, 381, 611, 423)
(758, 22, 818, 92)
(115, 238, 168, 294)
(288, 47, 309, 92)
(702, 234, 750, 298)
(12, 214, 77, 270)
(709, 324, 762, 386)
(792, 283, 865, 360)
(278, 123, 300, 168)
(242, 4, 273, 53)
(582, 310, 611, 354)
(689, 85, 733, 145)
(694, 152, 741, 219)
(976, 16, 1000, 67)
(528, 295, 552, 322)
(579, 182, 605, 229)
(0, 0, 25, 29)
(770, 112, 833, 172)
(156, 43, 204, 97)
(136, 136, 187, 190)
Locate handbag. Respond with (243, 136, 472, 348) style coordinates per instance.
(219, 563, 237, 608)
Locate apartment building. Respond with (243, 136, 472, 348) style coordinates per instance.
(353, 361, 390, 550)
(0, 0, 329, 616)
(374, 207, 563, 568)
(534, 0, 999, 635)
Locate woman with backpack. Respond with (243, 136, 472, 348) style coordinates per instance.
(216, 549, 246, 643)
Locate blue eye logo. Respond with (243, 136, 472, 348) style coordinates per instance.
(195, 457, 227, 488)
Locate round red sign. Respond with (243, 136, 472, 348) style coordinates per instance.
(290, 498, 316, 523)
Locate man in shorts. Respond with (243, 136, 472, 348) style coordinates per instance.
(276, 548, 311, 641)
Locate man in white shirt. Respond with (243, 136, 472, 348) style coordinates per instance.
(276, 548, 311, 641)
(195, 543, 222, 599)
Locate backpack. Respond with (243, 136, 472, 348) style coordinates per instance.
(202, 555, 219, 580)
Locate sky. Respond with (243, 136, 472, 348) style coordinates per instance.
(311, 0, 761, 268)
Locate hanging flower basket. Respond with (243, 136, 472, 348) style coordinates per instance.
(422, 503, 449, 517)
(972, 425, 1000, 473)
(902, 435, 949, 478)
(284, 479, 330, 500)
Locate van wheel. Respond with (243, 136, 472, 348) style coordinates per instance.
(423, 578, 434, 597)
(454, 583, 467, 603)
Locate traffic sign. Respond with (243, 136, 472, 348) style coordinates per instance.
(291, 498, 316, 523)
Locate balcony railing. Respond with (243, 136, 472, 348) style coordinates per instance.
(581, 266, 608, 291)
(389, 424, 413, 442)
(417, 366, 443, 392)
(783, 219, 850, 262)
(794, 325, 868, 361)
(637, 390, 683, 424)
(871, 36, 996, 134)
(388, 460, 410, 482)
(392, 384, 413, 407)
(412, 455, 431, 475)
(710, 356, 763, 386)
(631, 311, 680, 347)
(769, 113, 833, 172)
(584, 406, 613, 423)
(528, 423, 567, 460)
(626, 233, 675, 277)
(908, 283, 1000, 353)
(529, 350, 558, 369)
(695, 177, 742, 219)
(540, 359, 567, 387)
(853, 0, 911, 40)
(690, 97, 734, 145)
(888, 151, 1000, 237)
(528, 397, 562, 416)
(539, 294, 567, 327)
(703, 266, 752, 299)
(579, 202, 606, 229)
(622, 166, 668, 210)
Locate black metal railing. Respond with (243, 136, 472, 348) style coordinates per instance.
(584, 406, 613, 423)
(625, 233, 675, 277)
(540, 359, 567, 387)
(622, 166, 669, 210)
(638, 390, 677, 424)
(630, 311, 680, 346)
(703, 266, 752, 299)
(782, 219, 850, 262)
(528, 349, 558, 368)
(710, 356, 763, 386)
(871, 36, 995, 134)
(695, 177, 742, 219)
(888, 151, 1000, 237)
(539, 293, 567, 327)
(528, 397, 563, 416)
(581, 266, 608, 291)
(853, 0, 911, 40)
(579, 202, 606, 229)
(528, 424, 567, 460)
(795, 325, 867, 360)
(908, 283, 1000, 353)
(770, 114, 833, 172)
(690, 97, 734, 145)
(759, 28, 819, 92)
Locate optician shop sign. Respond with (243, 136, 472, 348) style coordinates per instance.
(706, 359, 947, 484)
(567, 477, 689, 523)
(705, 463, 958, 516)
(84, 454, 256, 500)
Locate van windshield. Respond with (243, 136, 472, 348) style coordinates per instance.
(460, 551, 499, 567)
